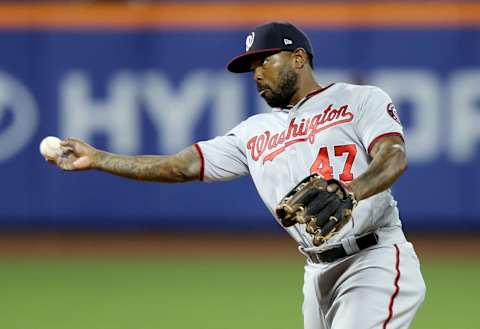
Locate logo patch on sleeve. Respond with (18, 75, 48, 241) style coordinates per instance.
(387, 103, 401, 124)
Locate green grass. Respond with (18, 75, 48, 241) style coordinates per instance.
(411, 260, 480, 329)
(0, 257, 479, 329)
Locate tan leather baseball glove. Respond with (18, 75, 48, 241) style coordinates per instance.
(275, 174, 357, 247)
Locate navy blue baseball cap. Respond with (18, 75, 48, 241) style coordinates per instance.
(227, 21, 314, 73)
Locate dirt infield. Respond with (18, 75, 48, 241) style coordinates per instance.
(0, 232, 479, 260)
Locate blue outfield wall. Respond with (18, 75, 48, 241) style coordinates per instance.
(1, 28, 480, 231)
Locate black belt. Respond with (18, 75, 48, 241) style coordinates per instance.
(310, 232, 378, 263)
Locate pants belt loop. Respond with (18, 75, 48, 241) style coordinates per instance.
(341, 235, 361, 256)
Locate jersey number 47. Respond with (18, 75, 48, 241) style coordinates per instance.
(310, 144, 357, 181)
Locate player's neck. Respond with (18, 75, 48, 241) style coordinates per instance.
(288, 76, 322, 108)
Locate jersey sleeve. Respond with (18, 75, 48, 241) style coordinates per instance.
(355, 86, 404, 155)
(194, 125, 249, 182)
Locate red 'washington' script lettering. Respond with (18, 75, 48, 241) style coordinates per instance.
(247, 104, 353, 163)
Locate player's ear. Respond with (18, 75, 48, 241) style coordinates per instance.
(292, 48, 308, 69)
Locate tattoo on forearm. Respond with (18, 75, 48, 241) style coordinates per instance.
(93, 146, 201, 183)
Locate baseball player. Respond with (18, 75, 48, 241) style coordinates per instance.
(51, 22, 425, 329)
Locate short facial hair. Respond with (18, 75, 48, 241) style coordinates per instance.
(258, 67, 299, 109)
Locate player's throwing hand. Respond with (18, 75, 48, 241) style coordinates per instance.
(56, 138, 98, 171)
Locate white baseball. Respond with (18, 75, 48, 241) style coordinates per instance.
(39, 136, 63, 160)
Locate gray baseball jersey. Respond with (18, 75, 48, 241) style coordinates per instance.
(196, 82, 403, 247)
(195, 82, 425, 329)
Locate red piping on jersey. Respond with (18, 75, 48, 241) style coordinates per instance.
(193, 143, 205, 181)
(367, 132, 404, 155)
(383, 244, 401, 329)
(305, 83, 335, 99)
(288, 83, 336, 110)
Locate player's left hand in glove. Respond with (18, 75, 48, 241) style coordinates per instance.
(275, 174, 357, 247)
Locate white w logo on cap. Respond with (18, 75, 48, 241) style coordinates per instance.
(246, 32, 255, 51)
